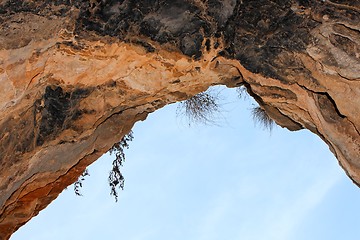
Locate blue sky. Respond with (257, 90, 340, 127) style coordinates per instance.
(11, 86, 360, 240)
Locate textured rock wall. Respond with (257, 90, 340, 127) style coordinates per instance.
(0, 0, 359, 239)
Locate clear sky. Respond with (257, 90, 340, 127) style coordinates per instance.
(11, 86, 360, 240)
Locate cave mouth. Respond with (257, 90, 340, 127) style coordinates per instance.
(11, 86, 354, 240)
(1, 1, 359, 239)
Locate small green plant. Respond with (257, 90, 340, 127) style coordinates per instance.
(177, 90, 221, 125)
(73, 131, 133, 201)
(251, 106, 275, 131)
(108, 131, 134, 202)
(73, 168, 90, 196)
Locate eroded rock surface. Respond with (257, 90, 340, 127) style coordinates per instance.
(0, 1, 359, 239)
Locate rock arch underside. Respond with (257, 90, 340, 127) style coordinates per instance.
(0, 0, 359, 238)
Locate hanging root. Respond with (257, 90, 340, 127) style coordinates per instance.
(251, 106, 275, 131)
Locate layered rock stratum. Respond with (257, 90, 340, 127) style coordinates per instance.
(0, 0, 359, 239)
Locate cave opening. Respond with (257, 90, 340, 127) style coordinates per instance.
(11, 86, 360, 240)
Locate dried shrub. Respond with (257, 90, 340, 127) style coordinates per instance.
(177, 90, 221, 125)
(237, 85, 275, 131)
(251, 106, 275, 131)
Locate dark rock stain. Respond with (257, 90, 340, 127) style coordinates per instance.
(180, 33, 204, 59)
(35, 86, 91, 146)
(262, 86, 298, 100)
(132, 40, 155, 53)
(205, 38, 211, 52)
(36, 86, 70, 145)
(330, 33, 358, 59)
(64, 0, 207, 57)
(222, 0, 319, 80)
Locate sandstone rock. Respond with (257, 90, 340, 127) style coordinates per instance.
(0, 1, 359, 239)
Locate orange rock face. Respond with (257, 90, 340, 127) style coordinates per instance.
(0, 1, 359, 239)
